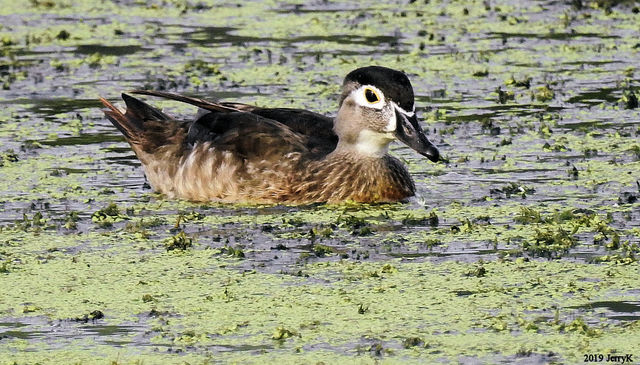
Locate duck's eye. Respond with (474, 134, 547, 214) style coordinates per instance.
(364, 88, 380, 103)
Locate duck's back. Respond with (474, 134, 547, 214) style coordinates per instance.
(100, 92, 340, 202)
(188, 106, 338, 160)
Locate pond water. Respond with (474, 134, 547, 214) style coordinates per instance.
(1, 0, 639, 363)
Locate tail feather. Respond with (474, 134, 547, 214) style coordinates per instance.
(131, 89, 246, 113)
(99, 93, 170, 143)
(122, 93, 170, 122)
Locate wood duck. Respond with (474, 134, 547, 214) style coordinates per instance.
(100, 66, 440, 203)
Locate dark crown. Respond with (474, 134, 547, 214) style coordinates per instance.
(343, 66, 414, 112)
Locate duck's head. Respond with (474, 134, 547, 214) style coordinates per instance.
(335, 66, 440, 162)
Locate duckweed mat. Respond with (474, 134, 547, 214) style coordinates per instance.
(1, 0, 639, 363)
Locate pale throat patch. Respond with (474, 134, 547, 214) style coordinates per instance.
(355, 129, 395, 157)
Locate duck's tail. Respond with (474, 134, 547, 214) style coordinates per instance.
(99, 93, 170, 145)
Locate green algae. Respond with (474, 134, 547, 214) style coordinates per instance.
(2, 231, 639, 363)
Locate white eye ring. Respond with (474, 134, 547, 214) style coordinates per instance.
(352, 85, 385, 109)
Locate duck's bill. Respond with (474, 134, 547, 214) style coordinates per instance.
(394, 109, 440, 162)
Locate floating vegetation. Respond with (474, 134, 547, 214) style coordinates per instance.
(505, 75, 532, 88)
(62, 211, 80, 230)
(0, 150, 19, 167)
(91, 203, 129, 228)
(618, 86, 639, 109)
(490, 182, 535, 199)
(559, 317, 601, 338)
(402, 210, 439, 226)
(271, 326, 299, 340)
(336, 214, 374, 236)
(525, 226, 578, 257)
(219, 245, 245, 258)
(534, 85, 555, 102)
(465, 262, 487, 277)
(402, 336, 425, 348)
(165, 231, 193, 251)
(74, 310, 105, 323)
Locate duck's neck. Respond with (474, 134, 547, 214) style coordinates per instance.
(336, 129, 395, 158)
